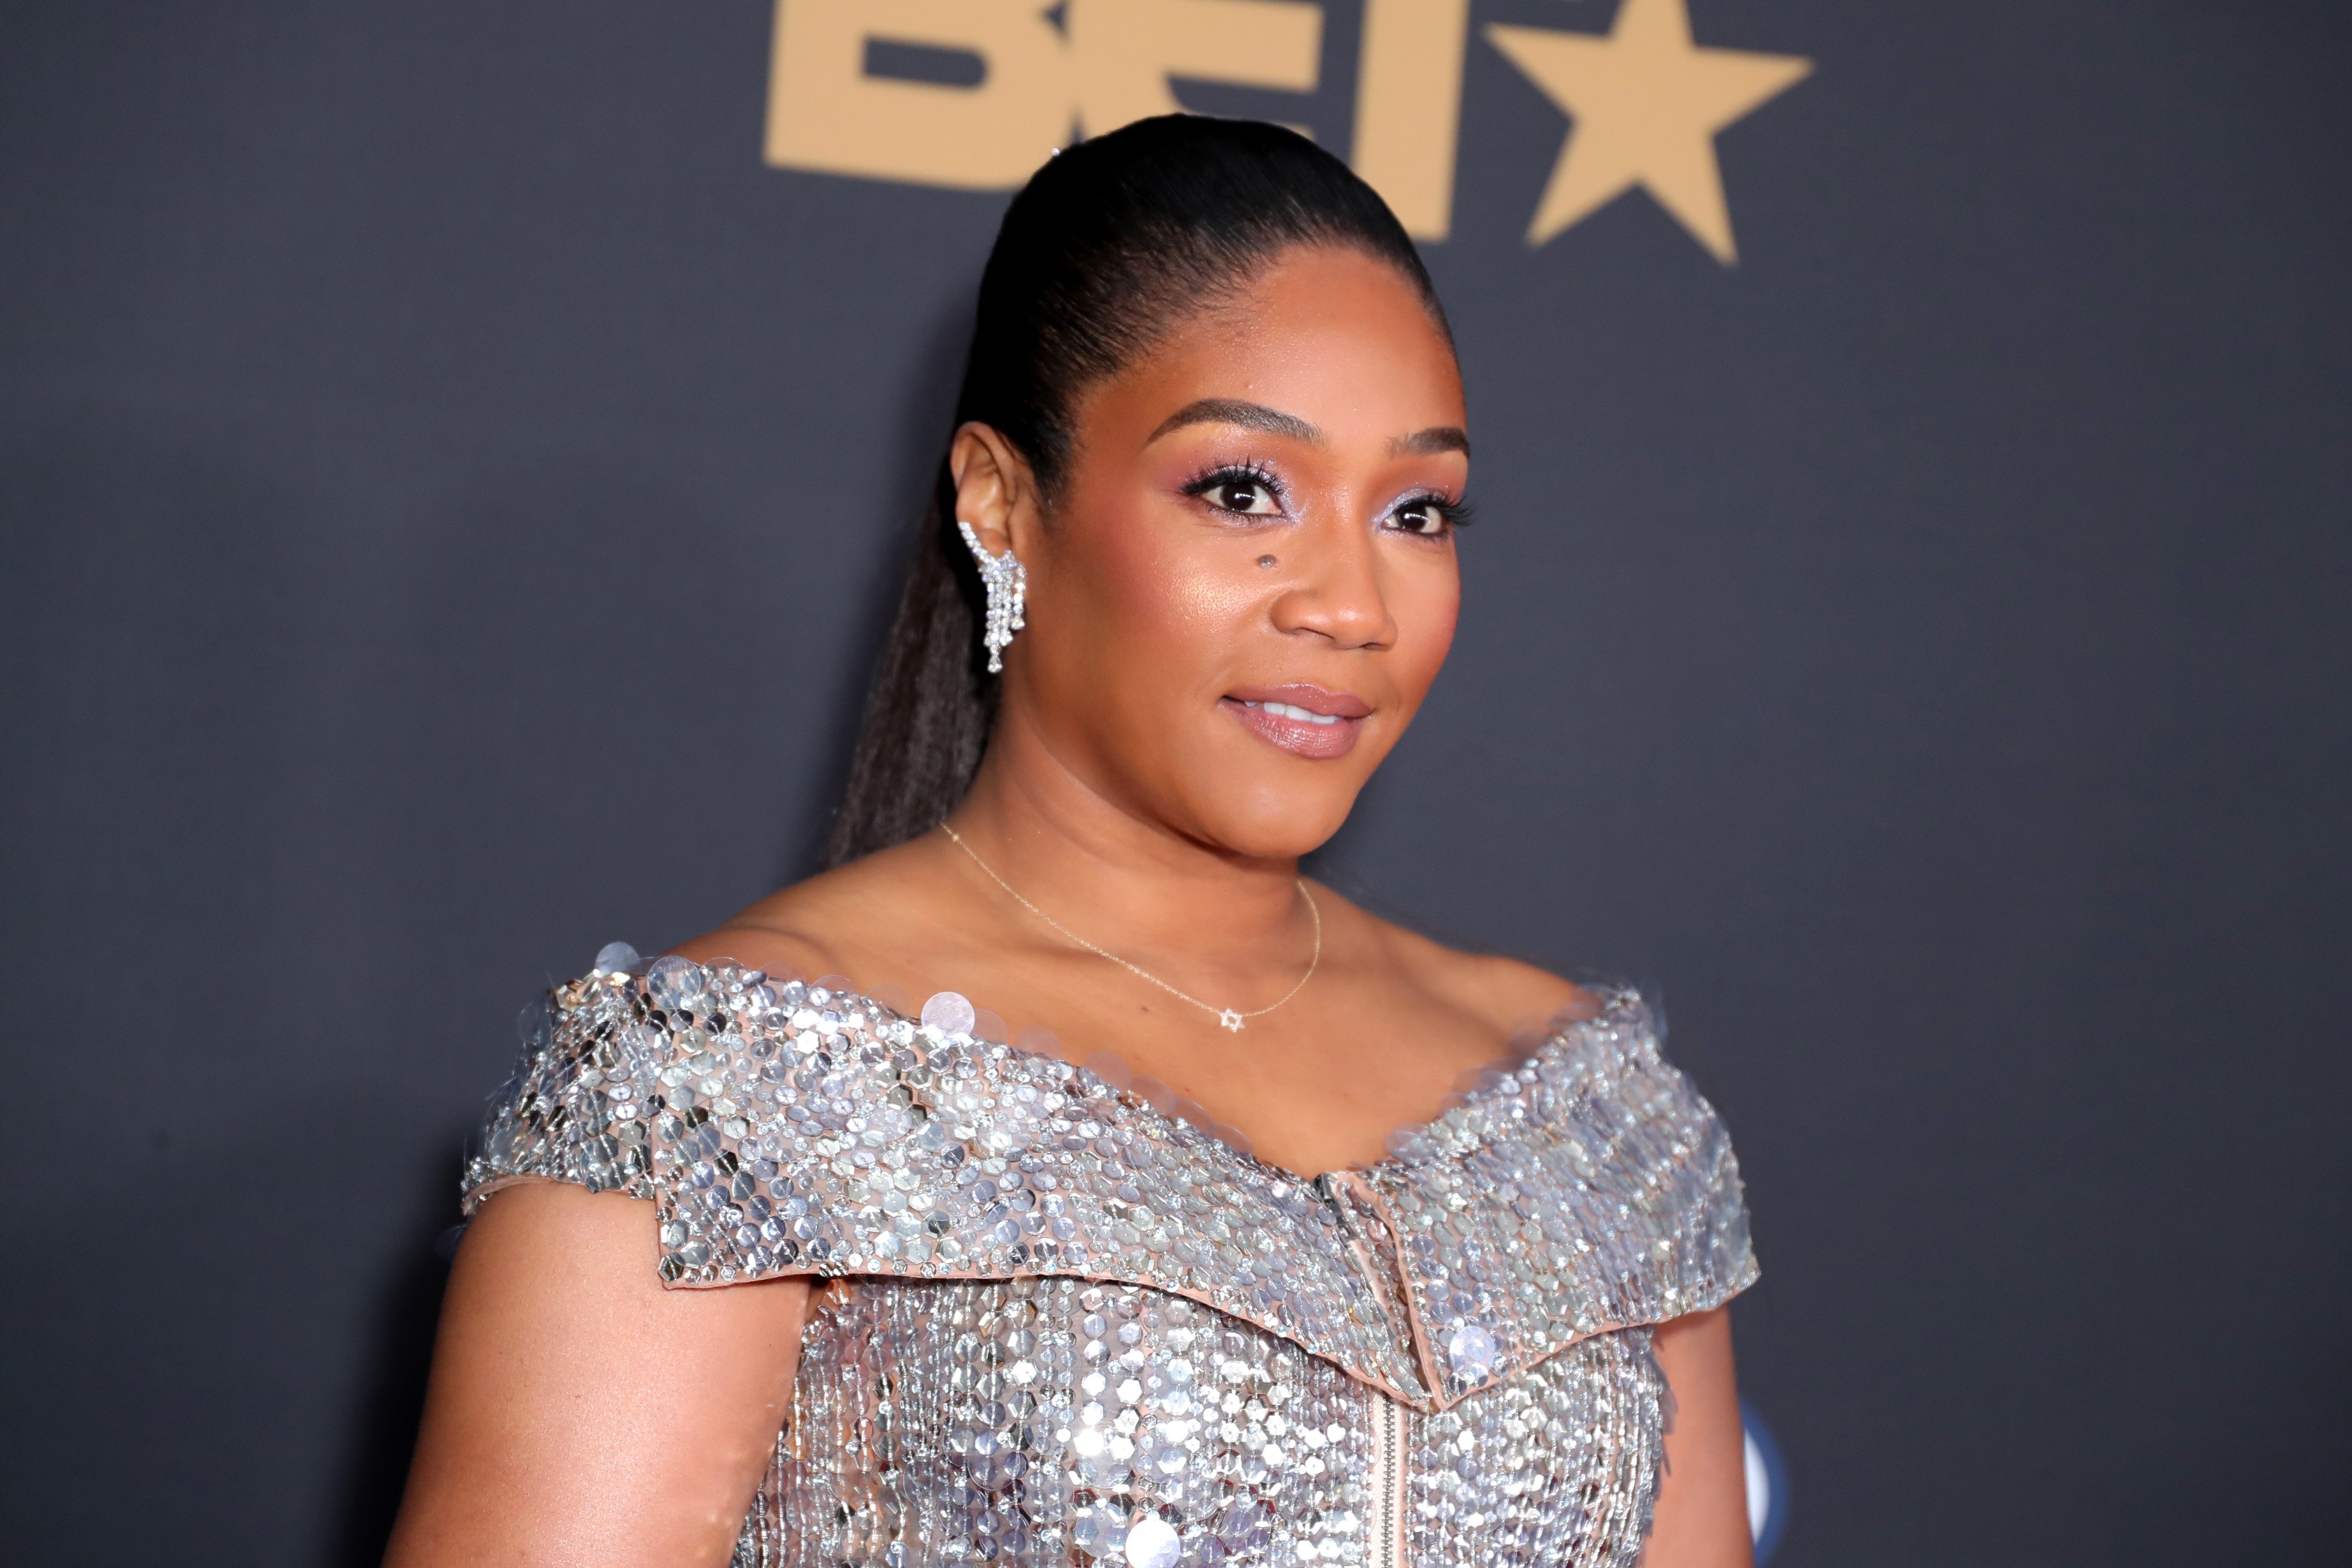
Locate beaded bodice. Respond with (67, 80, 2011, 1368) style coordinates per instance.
(466, 954, 1756, 1568)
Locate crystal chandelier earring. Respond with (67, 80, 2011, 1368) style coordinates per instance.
(957, 520, 1027, 674)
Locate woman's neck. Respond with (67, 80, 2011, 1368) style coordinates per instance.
(943, 717, 1308, 970)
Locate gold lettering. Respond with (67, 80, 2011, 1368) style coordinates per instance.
(1351, 0, 1470, 239)
(765, 0, 1070, 190)
(763, 1, 1329, 192)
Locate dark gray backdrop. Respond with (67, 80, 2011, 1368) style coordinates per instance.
(3, 2, 2346, 1563)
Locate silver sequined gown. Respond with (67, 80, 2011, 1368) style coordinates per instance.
(466, 955, 1757, 1568)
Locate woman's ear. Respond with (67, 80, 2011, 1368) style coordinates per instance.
(949, 423, 1043, 561)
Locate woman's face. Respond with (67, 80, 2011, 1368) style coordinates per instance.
(964, 244, 1468, 861)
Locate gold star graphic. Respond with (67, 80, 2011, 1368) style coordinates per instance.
(1487, 0, 1811, 262)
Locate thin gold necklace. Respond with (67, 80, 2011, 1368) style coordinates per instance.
(938, 823, 1321, 1032)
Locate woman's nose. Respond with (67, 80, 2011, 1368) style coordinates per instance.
(1267, 525, 1395, 650)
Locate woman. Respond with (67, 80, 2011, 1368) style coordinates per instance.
(387, 116, 1758, 1568)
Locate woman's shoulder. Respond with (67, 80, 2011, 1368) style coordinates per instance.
(670, 838, 951, 985)
(1330, 884, 1599, 1044)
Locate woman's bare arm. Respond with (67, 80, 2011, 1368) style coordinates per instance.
(383, 1182, 811, 1568)
(1643, 1306, 1754, 1568)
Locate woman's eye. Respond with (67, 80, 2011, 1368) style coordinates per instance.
(1202, 477, 1282, 516)
(1391, 497, 1454, 535)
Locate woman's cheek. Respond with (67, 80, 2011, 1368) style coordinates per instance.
(1088, 501, 1247, 643)
(1394, 561, 1462, 698)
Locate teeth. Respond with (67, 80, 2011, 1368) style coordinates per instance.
(1245, 700, 1344, 727)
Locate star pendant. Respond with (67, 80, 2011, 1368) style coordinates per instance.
(1218, 1010, 1246, 1032)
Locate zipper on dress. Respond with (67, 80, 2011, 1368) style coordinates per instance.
(1372, 1387, 1407, 1568)
(1319, 1174, 1411, 1568)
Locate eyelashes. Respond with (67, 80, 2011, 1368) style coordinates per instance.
(1180, 460, 1288, 517)
(1390, 491, 1475, 536)
(1178, 460, 1471, 536)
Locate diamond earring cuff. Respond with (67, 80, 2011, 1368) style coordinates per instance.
(957, 520, 1027, 674)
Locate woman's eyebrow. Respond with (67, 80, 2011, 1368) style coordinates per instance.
(1146, 398, 1323, 446)
(1391, 426, 1471, 458)
(1145, 400, 1470, 461)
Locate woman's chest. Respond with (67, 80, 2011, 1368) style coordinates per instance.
(742, 1276, 1668, 1568)
(811, 947, 1524, 1179)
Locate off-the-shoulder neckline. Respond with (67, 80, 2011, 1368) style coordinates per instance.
(603, 950, 1636, 1189)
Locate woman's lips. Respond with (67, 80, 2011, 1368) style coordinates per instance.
(1220, 686, 1372, 760)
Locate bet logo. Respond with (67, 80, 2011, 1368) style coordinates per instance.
(763, 0, 1809, 261)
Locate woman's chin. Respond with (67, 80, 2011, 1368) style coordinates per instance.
(1190, 793, 1362, 863)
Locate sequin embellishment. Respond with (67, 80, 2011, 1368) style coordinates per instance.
(466, 953, 1756, 1567)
